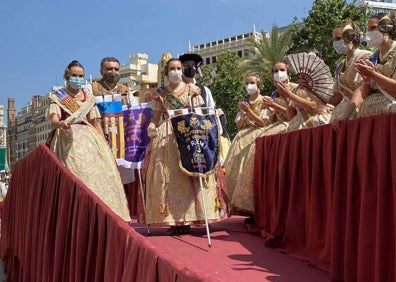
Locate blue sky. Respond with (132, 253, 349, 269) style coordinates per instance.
(0, 0, 314, 114)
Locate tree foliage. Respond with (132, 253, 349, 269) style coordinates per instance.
(289, 0, 370, 73)
(207, 51, 245, 138)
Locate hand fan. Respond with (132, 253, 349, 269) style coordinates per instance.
(285, 52, 334, 104)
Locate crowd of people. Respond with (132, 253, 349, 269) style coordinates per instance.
(43, 11, 396, 234)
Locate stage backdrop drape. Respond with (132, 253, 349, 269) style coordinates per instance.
(0, 145, 204, 282)
(254, 114, 396, 282)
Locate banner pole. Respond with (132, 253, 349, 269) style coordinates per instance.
(199, 176, 212, 247)
(137, 168, 150, 235)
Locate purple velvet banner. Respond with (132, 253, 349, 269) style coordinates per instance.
(123, 105, 151, 166)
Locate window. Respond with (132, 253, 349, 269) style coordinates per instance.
(206, 58, 210, 65)
(212, 56, 217, 63)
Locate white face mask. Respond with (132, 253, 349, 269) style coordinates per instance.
(246, 83, 258, 94)
(168, 70, 183, 83)
(332, 40, 348, 55)
(273, 70, 288, 83)
(365, 30, 384, 48)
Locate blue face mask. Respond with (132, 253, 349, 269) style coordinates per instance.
(332, 40, 348, 55)
(69, 76, 85, 89)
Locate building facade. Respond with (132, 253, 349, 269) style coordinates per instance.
(119, 53, 158, 102)
(355, 0, 396, 13)
(188, 26, 265, 66)
(7, 92, 53, 169)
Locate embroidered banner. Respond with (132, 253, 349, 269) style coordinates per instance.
(123, 104, 151, 169)
(170, 111, 219, 177)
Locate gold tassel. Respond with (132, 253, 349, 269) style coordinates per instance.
(204, 177, 209, 189)
(215, 197, 223, 210)
(159, 203, 170, 216)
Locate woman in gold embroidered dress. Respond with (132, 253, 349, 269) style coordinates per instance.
(234, 63, 293, 221)
(144, 58, 226, 235)
(47, 60, 130, 221)
(354, 12, 396, 117)
(260, 60, 295, 135)
(224, 74, 269, 222)
(329, 22, 372, 122)
(276, 56, 332, 132)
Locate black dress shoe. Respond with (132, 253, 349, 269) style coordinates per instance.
(244, 216, 256, 225)
(165, 226, 178, 235)
(179, 225, 191, 235)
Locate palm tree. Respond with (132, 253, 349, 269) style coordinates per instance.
(240, 25, 292, 94)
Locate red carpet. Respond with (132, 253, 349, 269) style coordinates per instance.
(131, 216, 330, 282)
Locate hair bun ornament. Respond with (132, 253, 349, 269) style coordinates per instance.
(379, 17, 394, 34)
(342, 22, 360, 43)
(389, 10, 395, 20)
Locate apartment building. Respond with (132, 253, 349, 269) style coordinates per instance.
(118, 53, 158, 102)
(355, 0, 396, 14)
(188, 26, 266, 66)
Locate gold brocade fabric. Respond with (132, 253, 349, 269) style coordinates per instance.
(224, 94, 267, 215)
(48, 92, 130, 221)
(330, 49, 372, 122)
(358, 44, 396, 118)
(219, 136, 231, 163)
(287, 88, 331, 132)
(144, 83, 226, 225)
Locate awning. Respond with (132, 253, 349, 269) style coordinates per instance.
(0, 146, 8, 172)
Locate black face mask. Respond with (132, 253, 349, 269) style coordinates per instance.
(103, 72, 120, 84)
(183, 67, 196, 78)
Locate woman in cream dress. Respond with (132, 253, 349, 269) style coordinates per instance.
(224, 74, 269, 219)
(228, 65, 293, 225)
(144, 58, 227, 235)
(47, 60, 130, 221)
(355, 12, 396, 117)
(275, 57, 333, 131)
(329, 22, 372, 122)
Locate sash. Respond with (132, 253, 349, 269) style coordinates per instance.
(156, 85, 189, 110)
(270, 90, 278, 100)
(378, 85, 396, 104)
(49, 89, 94, 124)
(369, 51, 379, 65)
(370, 50, 396, 103)
(334, 63, 354, 98)
(170, 108, 219, 177)
(123, 103, 151, 169)
(53, 89, 80, 113)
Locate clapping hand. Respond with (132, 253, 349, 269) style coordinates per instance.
(262, 96, 275, 108)
(354, 59, 376, 80)
(238, 100, 250, 113)
(276, 81, 291, 101)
